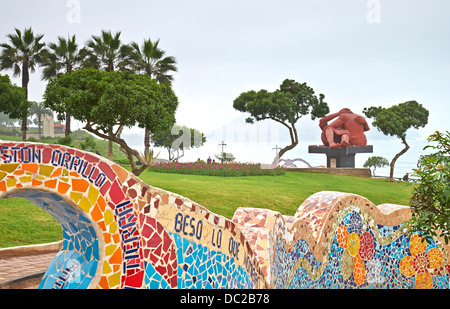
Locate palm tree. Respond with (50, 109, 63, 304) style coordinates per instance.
(129, 38, 177, 157)
(84, 30, 133, 160)
(129, 38, 177, 83)
(40, 34, 82, 136)
(85, 30, 132, 72)
(29, 101, 52, 139)
(0, 27, 45, 141)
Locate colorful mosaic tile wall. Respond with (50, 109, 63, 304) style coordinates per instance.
(0, 142, 265, 289)
(0, 141, 449, 289)
(265, 192, 450, 289)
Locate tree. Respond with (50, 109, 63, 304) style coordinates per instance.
(363, 156, 389, 176)
(84, 30, 133, 160)
(363, 101, 429, 182)
(0, 112, 19, 128)
(0, 27, 45, 141)
(129, 38, 178, 159)
(29, 101, 52, 139)
(150, 124, 206, 161)
(408, 131, 450, 244)
(0, 74, 27, 121)
(43, 68, 178, 176)
(233, 79, 329, 163)
(85, 30, 132, 72)
(80, 136, 98, 153)
(40, 34, 83, 136)
(129, 38, 177, 84)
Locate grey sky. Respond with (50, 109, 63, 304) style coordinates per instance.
(0, 0, 449, 138)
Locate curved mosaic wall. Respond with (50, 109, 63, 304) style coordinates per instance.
(0, 141, 449, 289)
(0, 141, 265, 289)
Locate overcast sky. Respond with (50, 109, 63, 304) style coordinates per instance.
(1, 1, 449, 153)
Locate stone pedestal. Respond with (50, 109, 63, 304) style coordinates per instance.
(308, 145, 373, 168)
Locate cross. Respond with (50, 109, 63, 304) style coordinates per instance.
(272, 145, 281, 156)
(219, 141, 227, 163)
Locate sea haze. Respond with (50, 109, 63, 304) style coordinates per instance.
(122, 115, 432, 179)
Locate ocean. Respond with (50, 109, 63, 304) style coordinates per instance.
(121, 116, 435, 180)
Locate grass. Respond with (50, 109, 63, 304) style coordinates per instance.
(0, 170, 413, 248)
(139, 170, 413, 219)
(0, 198, 62, 248)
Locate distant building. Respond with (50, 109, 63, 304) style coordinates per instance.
(54, 123, 65, 133)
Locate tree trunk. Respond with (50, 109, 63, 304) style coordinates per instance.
(144, 128, 150, 158)
(272, 122, 298, 166)
(21, 62, 29, 141)
(84, 123, 150, 176)
(65, 66, 72, 137)
(65, 111, 71, 136)
(389, 136, 410, 182)
(108, 138, 113, 161)
(38, 115, 42, 139)
(21, 117, 27, 141)
(108, 127, 114, 161)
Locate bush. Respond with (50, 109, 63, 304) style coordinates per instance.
(409, 131, 450, 244)
(56, 135, 73, 146)
(363, 156, 389, 176)
(149, 162, 285, 177)
(80, 136, 98, 152)
(115, 158, 131, 165)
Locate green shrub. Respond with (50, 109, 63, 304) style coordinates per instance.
(56, 135, 72, 146)
(149, 162, 285, 177)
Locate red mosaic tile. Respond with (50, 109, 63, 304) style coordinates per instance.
(99, 161, 116, 181)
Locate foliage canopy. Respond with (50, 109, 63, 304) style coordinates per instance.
(233, 79, 329, 162)
(44, 68, 178, 175)
(0, 74, 27, 119)
(363, 101, 429, 181)
(0, 27, 45, 140)
(150, 124, 205, 161)
(363, 156, 389, 176)
(409, 131, 450, 244)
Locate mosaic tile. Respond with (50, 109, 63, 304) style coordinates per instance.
(0, 142, 265, 289)
(0, 141, 449, 289)
(269, 195, 450, 289)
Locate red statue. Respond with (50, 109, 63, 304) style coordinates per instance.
(319, 108, 370, 148)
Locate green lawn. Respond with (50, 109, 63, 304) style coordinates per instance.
(0, 170, 413, 248)
(0, 197, 63, 248)
(140, 170, 413, 219)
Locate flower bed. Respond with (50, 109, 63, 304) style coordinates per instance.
(149, 162, 285, 176)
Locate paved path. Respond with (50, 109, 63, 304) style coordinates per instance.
(0, 242, 62, 288)
(0, 252, 56, 283)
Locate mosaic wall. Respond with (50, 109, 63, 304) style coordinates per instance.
(0, 141, 449, 289)
(0, 142, 265, 289)
(265, 192, 450, 289)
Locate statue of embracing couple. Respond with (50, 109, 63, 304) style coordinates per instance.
(319, 108, 370, 148)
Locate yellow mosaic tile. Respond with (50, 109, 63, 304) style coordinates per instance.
(88, 185, 99, 205)
(6, 178, 16, 187)
(19, 175, 32, 183)
(79, 196, 93, 213)
(69, 191, 83, 203)
(0, 163, 19, 173)
(39, 164, 54, 177)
